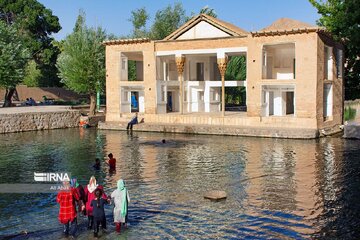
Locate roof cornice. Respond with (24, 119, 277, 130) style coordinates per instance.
(103, 38, 151, 46)
(251, 27, 322, 37)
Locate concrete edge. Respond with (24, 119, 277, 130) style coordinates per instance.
(98, 121, 319, 139)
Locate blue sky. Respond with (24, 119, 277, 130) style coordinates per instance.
(38, 0, 320, 40)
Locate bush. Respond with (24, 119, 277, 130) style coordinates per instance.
(344, 107, 356, 121)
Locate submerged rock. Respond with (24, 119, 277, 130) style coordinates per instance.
(204, 190, 227, 201)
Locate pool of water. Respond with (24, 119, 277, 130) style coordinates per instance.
(0, 129, 359, 239)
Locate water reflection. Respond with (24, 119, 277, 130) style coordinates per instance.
(312, 138, 360, 239)
(0, 129, 359, 239)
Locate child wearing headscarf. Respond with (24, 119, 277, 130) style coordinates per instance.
(111, 179, 130, 233)
(70, 177, 85, 214)
(84, 176, 108, 230)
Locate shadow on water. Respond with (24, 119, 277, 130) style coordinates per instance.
(0, 129, 359, 239)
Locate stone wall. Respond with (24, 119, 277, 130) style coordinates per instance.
(99, 121, 319, 139)
(0, 111, 81, 134)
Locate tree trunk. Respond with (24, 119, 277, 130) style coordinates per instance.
(3, 88, 16, 107)
(89, 93, 96, 116)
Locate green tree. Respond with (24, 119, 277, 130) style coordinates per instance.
(74, 9, 86, 32)
(57, 12, 107, 115)
(150, 2, 186, 40)
(226, 56, 246, 81)
(128, 61, 137, 81)
(225, 56, 247, 105)
(23, 60, 42, 87)
(127, 7, 149, 81)
(129, 7, 149, 38)
(310, 0, 360, 100)
(187, 5, 218, 21)
(199, 6, 217, 17)
(130, 3, 218, 40)
(0, 21, 29, 107)
(0, 0, 61, 88)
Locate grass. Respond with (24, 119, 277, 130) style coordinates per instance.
(344, 106, 357, 121)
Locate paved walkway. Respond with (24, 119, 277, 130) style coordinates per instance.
(0, 106, 74, 114)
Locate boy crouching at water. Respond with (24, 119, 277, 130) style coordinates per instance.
(91, 188, 109, 238)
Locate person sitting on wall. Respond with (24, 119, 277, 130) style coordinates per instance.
(126, 113, 138, 130)
(43, 96, 49, 105)
(25, 98, 31, 106)
(29, 97, 37, 106)
(43, 95, 55, 105)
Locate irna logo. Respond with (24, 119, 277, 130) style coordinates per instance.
(34, 172, 70, 182)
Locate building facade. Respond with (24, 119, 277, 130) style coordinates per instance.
(103, 14, 344, 138)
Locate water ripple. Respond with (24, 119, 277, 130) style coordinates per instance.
(0, 130, 359, 239)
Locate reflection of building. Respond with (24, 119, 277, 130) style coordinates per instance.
(102, 131, 160, 184)
(244, 138, 324, 235)
(104, 14, 344, 138)
(141, 145, 159, 183)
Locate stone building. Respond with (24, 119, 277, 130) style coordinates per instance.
(102, 14, 344, 138)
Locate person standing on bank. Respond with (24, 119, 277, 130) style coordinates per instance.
(126, 113, 138, 130)
(57, 181, 80, 238)
(111, 179, 130, 233)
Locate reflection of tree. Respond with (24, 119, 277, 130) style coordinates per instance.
(2, 129, 360, 238)
(0, 128, 108, 185)
(313, 138, 360, 239)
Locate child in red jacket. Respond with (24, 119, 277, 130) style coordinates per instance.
(57, 181, 79, 238)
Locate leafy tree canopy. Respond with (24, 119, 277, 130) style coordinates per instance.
(129, 7, 149, 38)
(0, 21, 29, 106)
(199, 6, 217, 17)
(129, 4, 219, 40)
(57, 11, 107, 115)
(150, 2, 186, 40)
(0, 0, 61, 87)
(310, 0, 360, 99)
(187, 5, 218, 21)
(23, 60, 42, 87)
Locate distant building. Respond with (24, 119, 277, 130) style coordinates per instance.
(103, 14, 344, 138)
